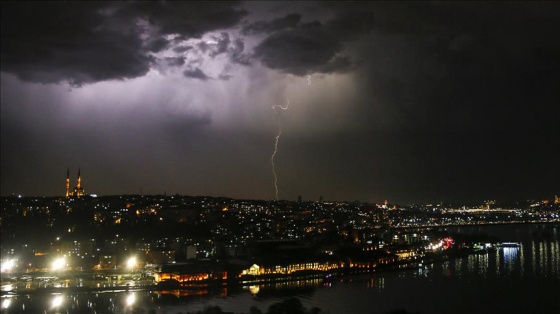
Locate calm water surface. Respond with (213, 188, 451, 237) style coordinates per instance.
(2, 224, 559, 314)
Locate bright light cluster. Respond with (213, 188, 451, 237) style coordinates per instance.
(51, 257, 66, 271)
(1, 298, 11, 309)
(1, 259, 15, 272)
(52, 295, 63, 308)
(126, 293, 136, 306)
(126, 257, 137, 269)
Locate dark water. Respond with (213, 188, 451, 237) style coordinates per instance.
(2, 224, 559, 314)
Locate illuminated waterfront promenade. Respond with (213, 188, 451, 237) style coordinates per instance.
(1, 224, 558, 314)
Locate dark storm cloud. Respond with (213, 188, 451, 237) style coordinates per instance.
(251, 11, 374, 75)
(119, 1, 247, 40)
(0, 1, 246, 85)
(242, 13, 302, 35)
(194, 33, 251, 65)
(1, 1, 558, 203)
(183, 68, 211, 81)
(196, 33, 230, 57)
(341, 2, 560, 202)
(0, 2, 149, 86)
(144, 37, 170, 53)
(350, 1, 560, 129)
(165, 57, 186, 67)
(209, 33, 231, 58)
(253, 22, 341, 75)
(173, 46, 193, 53)
(229, 38, 252, 65)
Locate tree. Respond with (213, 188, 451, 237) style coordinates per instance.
(267, 297, 305, 314)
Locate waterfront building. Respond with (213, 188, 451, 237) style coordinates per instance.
(154, 262, 227, 283)
(240, 260, 340, 277)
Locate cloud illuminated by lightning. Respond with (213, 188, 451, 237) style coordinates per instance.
(271, 98, 290, 200)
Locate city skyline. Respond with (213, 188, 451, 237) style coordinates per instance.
(1, 1, 559, 203)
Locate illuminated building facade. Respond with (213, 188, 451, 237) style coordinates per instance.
(240, 261, 340, 277)
(65, 168, 86, 197)
(154, 262, 227, 284)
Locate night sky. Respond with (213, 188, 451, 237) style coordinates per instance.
(1, 1, 559, 204)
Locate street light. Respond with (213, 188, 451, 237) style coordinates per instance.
(52, 257, 66, 271)
(126, 257, 137, 269)
(1, 259, 15, 272)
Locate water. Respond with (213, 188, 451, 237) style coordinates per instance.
(1, 224, 559, 314)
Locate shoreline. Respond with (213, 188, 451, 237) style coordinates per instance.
(391, 220, 560, 230)
(0, 256, 453, 297)
(2, 222, 556, 297)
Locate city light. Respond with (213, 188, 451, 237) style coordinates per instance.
(125, 293, 136, 306)
(51, 257, 66, 271)
(0, 284, 13, 293)
(1, 298, 11, 309)
(1, 259, 15, 272)
(249, 285, 260, 295)
(51, 295, 63, 308)
(126, 257, 137, 269)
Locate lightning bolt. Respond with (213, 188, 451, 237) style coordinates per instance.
(307, 75, 312, 85)
(271, 98, 290, 201)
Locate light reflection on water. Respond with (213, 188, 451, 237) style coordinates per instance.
(1, 224, 559, 314)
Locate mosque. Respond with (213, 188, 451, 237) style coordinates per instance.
(65, 168, 86, 197)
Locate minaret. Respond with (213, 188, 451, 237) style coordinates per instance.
(65, 168, 70, 197)
(76, 168, 83, 197)
(77, 168, 82, 190)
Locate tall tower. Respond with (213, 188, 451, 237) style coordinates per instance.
(65, 168, 70, 197)
(76, 168, 83, 197)
(77, 168, 82, 190)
